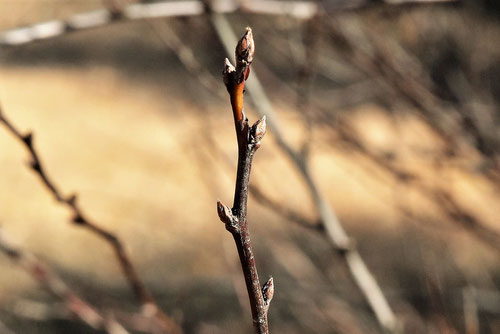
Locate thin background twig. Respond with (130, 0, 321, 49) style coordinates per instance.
(0, 105, 181, 334)
(0, 227, 129, 334)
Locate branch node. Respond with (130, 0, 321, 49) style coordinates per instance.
(29, 160, 41, 172)
(22, 133, 33, 146)
(72, 213, 85, 225)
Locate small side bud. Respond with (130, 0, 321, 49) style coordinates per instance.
(223, 58, 236, 88)
(262, 276, 274, 307)
(217, 200, 232, 225)
(250, 116, 266, 148)
(217, 200, 239, 234)
(254, 116, 266, 142)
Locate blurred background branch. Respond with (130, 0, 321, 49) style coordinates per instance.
(0, 105, 181, 333)
(0, 227, 129, 334)
(0, 0, 498, 333)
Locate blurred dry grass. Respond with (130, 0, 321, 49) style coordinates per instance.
(0, 1, 499, 333)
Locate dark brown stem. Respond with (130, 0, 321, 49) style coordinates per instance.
(0, 105, 181, 334)
(209, 16, 400, 333)
(217, 28, 273, 334)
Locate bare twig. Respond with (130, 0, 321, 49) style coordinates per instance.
(0, 105, 181, 334)
(196, 111, 323, 232)
(6, 298, 178, 334)
(311, 102, 500, 254)
(0, 0, 458, 47)
(145, 20, 225, 100)
(216, 28, 273, 334)
(209, 14, 400, 334)
(0, 227, 129, 334)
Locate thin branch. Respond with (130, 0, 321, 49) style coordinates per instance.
(315, 106, 500, 254)
(196, 109, 323, 233)
(0, 105, 181, 334)
(6, 298, 177, 334)
(0, 0, 458, 47)
(217, 27, 273, 334)
(209, 13, 400, 334)
(0, 227, 129, 334)
(145, 20, 226, 100)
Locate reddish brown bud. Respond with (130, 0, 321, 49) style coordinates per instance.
(235, 27, 255, 66)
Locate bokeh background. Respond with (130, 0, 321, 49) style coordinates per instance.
(0, 0, 499, 333)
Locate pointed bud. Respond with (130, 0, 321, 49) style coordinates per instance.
(217, 200, 233, 225)
(262, 276, 274, 306)
(254, 116, 266, 142)
(217, 200, 239, 234)
(250, 116, 266, 148)
(236, 27, 255, 66)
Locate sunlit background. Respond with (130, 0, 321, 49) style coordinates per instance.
(0, 0, 499, 333)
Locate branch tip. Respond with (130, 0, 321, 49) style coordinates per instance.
(236, 27, 254, 66)
(233, 27, 255, 84)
